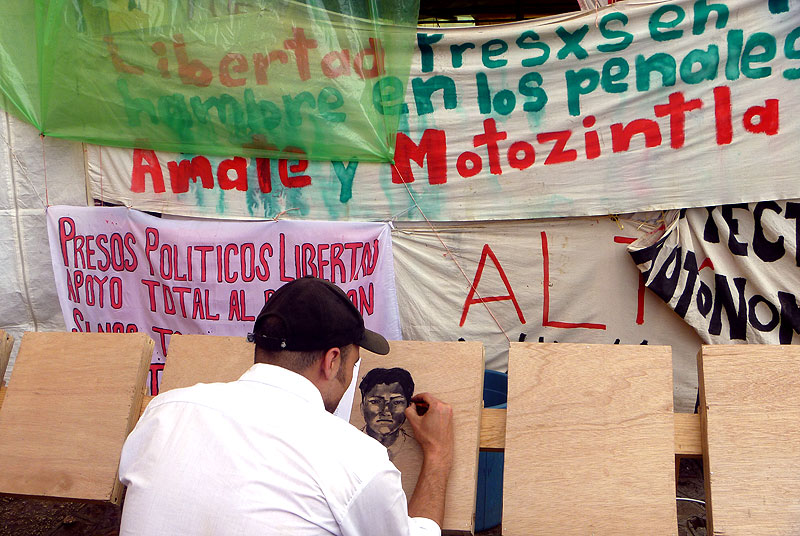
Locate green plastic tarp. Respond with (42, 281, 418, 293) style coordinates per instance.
(0, 0, 419, 162)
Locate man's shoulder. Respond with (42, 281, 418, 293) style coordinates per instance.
(148, 381, 227, 403)
(304, 413, 400, 499)
(143, 381, 242, 418)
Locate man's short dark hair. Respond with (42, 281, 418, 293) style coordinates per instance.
(359, 368, 414, 404)
(255, 344, 325, 371)
(254, 317, 354, 372)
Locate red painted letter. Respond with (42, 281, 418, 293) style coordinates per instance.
(460, 244, 526, 327)
(131, 149, 165, 193)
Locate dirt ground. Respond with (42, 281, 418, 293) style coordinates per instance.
(0, 497, 121, 536)
(675, 457, 707, 536)
(0, 458, 706, 535)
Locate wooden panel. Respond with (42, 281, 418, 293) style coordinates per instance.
(160, 335, 254, 392)
(0, 330, 13, 383)
(479, 407, 506, 451)
(503, 343, 677, 536)
(0, 332, 153, 503)
(700, 345, 800, 536)
(350, 341, 484, 534)
(674, 412, 702, 456)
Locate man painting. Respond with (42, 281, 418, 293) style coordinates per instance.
(118, 276, 454, 535)
(359, 367, 415, 461)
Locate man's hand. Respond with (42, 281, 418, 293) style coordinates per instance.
(404, 393, 454, 527)
(405, 393, 454, 469)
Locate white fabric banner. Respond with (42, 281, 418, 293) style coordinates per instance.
(629, 201, 800, 345)
(45, 206, 401, 412)
(88, 0, 800, 221)
(392, 216, 703, 411)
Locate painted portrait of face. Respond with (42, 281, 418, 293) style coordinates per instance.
(358, 368, 414, 448)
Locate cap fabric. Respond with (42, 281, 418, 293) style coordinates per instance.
(250, 276, 390, 355)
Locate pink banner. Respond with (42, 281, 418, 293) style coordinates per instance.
(46, 206, 400, 397)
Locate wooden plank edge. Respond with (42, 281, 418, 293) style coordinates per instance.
(697, 348, 715, 534)
(0, 331, 13, 382)
(111, 335, 155, 505)
(479, 407, 506, 452)
(673, 412, 703, 457)
(138, 398, 702, 455)
(1, 390, 703, 457)
(0, 390, 707, 459)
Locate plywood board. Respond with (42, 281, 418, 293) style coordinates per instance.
(0, 330, 13, 384)
(160, 335, 254, 392)
(350, 341, 484, 534)
(503, 343, 677, 536)
(0, 332, 153, 503)
(699, 345, 800, 535)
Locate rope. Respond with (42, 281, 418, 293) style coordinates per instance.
(40, 134, 49, 206)
(0, 130, 46, 207)
(4, 113, 40, 331)
(272, 207, 300, 221)
(391, 163, 511, 343)
(594, 0, 601, 28)
(99, 145, 104, 205)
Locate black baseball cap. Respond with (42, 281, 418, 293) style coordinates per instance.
(249, 276, 390, 355)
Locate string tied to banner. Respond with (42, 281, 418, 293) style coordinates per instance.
(272, 208, 300, 221)
(391, 163, 511, 344)
(0, 127, 46, 208)
(39, 133, 49, 207)
(98, 144, 103, 206)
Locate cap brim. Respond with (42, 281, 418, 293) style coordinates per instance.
(359, 328, 390, 355)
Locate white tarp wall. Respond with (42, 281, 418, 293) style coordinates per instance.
(0, 111, 87, 381)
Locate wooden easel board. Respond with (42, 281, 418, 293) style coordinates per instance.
(160, 335, 254, 392)
(503, 343, 677, 536)
(699, 345, 800, 535)
(0, 329, 13, 383)
(0, 332, 153, 503)
(350, 340, 484, 534)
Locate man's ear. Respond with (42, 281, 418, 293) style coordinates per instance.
(319, 347, 341, 381)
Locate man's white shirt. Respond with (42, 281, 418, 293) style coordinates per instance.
(118, 363, 440, 536)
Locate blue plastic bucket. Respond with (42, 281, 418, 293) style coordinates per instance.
(475, 369, 507, 531)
